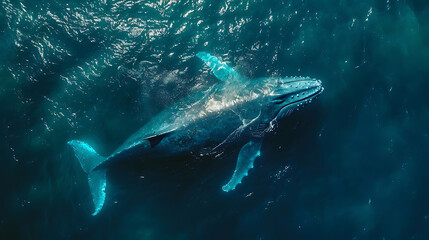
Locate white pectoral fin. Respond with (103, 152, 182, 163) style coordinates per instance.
(197, 52, 241, 82)
(222, 140, 262, 192)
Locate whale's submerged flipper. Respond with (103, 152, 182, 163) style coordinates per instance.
(68, 140, 107, 216)
(196, 52, 242, 82)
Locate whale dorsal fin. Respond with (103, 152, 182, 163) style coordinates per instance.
(144, 130, 174, 148)
(197, 52, 241, 82)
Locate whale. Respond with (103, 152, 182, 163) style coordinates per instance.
(68, 52, 324, 215)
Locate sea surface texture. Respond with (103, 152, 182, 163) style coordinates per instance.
(1, 0, 429, 239)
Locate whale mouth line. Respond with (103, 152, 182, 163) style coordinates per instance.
(278, 87, 323, 112)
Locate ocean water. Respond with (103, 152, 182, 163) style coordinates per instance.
(1, 0, 429, 239)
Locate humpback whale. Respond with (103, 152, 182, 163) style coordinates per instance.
(68, 52, 324, 215)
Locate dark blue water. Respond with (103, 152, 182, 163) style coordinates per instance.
(1, 0, 429, 239)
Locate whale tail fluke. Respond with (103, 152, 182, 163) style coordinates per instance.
(68, 140, 107, 216)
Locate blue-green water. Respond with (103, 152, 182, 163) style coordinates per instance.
(1, 0, 429, 239)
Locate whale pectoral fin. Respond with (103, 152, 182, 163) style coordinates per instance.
(197, 52, 241, 82)
(222, 140, 262, 192)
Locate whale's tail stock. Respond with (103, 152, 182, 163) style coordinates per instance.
(68, 140, 107, 216)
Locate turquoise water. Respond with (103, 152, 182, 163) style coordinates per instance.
(1, 0, 429, 239)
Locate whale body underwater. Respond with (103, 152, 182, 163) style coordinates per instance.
(68, 52, 324, 215)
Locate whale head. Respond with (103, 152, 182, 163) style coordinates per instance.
(259, 77, 324, 122)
